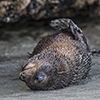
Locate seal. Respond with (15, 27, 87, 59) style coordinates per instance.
(19, 18, 92, 90)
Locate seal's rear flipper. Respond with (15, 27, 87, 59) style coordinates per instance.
(50, 18, 85, 43)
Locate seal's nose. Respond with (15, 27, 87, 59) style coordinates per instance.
(19, 73, 25, 81)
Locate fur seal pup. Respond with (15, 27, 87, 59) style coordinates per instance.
(19, 18, 92, 90)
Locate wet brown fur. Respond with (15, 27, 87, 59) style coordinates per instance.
(19, 19, 92, 90)
(19, 31, 91, 90)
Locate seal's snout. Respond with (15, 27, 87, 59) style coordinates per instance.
(19, 73, 25, 81)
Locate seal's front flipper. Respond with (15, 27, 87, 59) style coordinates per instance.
(50, 18, 84, 42)
(92, 49, 100, 54)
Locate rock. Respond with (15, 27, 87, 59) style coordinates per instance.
(0, 0, 100, 23)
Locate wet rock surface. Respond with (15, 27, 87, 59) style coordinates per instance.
(0, 18, 100, 100)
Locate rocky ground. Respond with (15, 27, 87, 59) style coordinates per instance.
(0, 18, 100, 100)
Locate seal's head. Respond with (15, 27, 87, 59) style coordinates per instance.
(19, 59, 59, 90)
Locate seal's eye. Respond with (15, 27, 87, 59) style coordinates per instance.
(37, 75, 44, 83)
